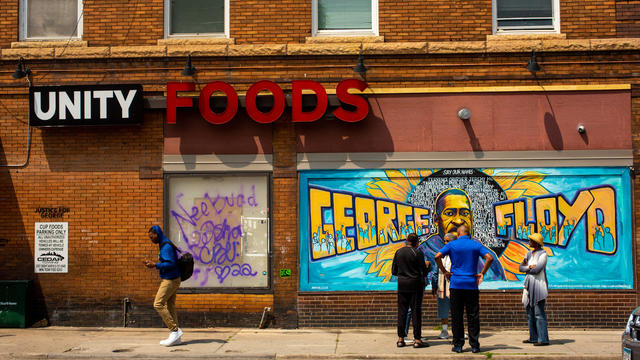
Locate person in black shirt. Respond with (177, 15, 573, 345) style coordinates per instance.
(392, 232, 430, 348)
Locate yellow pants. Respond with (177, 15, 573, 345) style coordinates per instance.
(154, 277, 181, 331)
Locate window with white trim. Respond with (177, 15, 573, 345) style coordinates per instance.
(312, 0, 378, 36)
(493, 0, 560, 34)
(165, 0, 229, 38)
(20, 0, 82, 41)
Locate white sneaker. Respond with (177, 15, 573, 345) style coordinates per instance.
(160, 328, 183, 347)
(159, 334, 171, 345)
(438, 329, 450, 339)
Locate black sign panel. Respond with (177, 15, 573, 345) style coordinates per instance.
(29, 84, 143, 127)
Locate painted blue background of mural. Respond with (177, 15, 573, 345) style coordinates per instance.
(299, 167, 632, 291)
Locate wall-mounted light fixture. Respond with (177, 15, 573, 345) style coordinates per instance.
(458, 108, 471, 120)
(353, 54, 367, 75)
(181, 55, 196, 76)
(526, 50, 541, 73)
(577, 124, 586, 134)
(12, 57, 31, 80)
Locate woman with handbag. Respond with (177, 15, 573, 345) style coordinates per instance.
(519, 232, 550, 346)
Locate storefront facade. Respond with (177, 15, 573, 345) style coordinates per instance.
(1, 1, 639, 329)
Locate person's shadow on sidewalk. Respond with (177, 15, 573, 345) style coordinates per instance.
(480, 339, 575, 351)
(178, 339, 227, 345)
(548, 339, 575, 345)
(478, 344, 528, 351)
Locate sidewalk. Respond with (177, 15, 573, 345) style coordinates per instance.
(0, 326, 623, 360)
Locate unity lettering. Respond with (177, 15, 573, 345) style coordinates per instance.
(33, 89, 138, 120)
(28, 84, 143, 127)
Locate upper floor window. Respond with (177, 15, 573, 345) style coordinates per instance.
(165, 0, 229, 38)
(20, 0, 83, 41)
(312, 0, 378, 36)
(493, 0, 559, 34)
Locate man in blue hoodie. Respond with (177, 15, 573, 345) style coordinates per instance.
(144, 225, 182, 346)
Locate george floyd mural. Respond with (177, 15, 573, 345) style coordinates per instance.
(299, 167, 632, 291)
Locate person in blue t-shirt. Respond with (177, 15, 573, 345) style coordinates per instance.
(435, 225, 493, 354)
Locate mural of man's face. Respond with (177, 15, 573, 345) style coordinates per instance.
(437, 194, 473, 236)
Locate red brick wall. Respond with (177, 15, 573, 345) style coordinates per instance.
(0, 0, 18, 48)
(272, 114, 299, 328)
(230, 0, 309, 44)
(379, 0, 493, 42)
(298, 291, 637, 328)
(562, 0, 617, 38)
(616, 0, 640, 37)
(0, 0, 630, 48)
(0, 104, 165, 324)
(83, 0, 163, 46)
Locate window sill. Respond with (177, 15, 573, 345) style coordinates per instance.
(487, 33, 566, 41)
(11, 40, 87, 49)
(158, 38, 235, 46)
(306, 36, 384, 44)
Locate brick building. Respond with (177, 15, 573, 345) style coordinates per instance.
(0, 0, 639, 329)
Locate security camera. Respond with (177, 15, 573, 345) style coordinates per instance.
(577, 124, 586, 134)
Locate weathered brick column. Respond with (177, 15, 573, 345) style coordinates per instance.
(271, 112, 298, 328)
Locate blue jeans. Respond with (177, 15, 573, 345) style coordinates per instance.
(526, 299, 549, 344)
(405, 307, 412, 336)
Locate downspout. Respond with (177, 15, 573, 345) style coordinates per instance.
(123, 297, 130, 327)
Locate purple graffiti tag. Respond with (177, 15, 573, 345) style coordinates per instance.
(171, 186, 262, 286)
(187, 219, 243, 265)
(199, 267, 213, 286)
(214, 263, 258, 283)
(202, 185, 259, 216)
(214, 265, 230, 283)
(192, 268, 201, 280)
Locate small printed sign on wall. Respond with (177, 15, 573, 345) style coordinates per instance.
(34, 222, 68, 273)
(280, 269, 291, 278)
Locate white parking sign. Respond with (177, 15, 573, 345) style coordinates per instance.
(34, 222, 68, 273)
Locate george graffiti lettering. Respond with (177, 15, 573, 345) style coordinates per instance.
(309, 186, 430, 261)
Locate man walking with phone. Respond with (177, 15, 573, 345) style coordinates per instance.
(144, 225, 183, 347)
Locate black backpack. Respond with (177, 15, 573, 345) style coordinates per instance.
(165, 241, 194, 281)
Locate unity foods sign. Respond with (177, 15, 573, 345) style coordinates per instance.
(29, 84, 143, 127)
(166, 79, 369, 124)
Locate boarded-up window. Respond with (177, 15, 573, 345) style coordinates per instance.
(166, 174, 269, 289)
